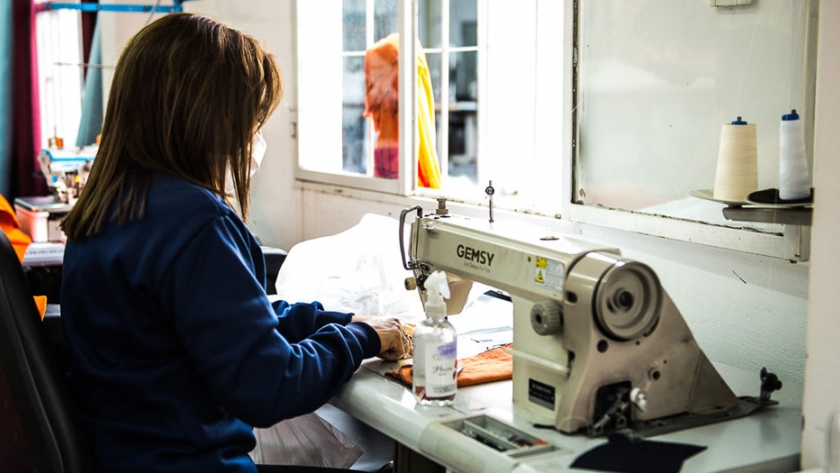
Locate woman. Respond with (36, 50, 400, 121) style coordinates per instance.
(60, 13, 408, 472)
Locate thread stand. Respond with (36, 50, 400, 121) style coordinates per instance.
(721, 206, 812, 226)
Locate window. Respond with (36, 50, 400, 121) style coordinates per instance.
(297, 0, 563, 211)
(567, 0, 817, 260)
(297, 0, 815, 261)
(35, 5, 84, 150)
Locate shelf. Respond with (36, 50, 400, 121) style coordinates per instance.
(722, 207, 812, 226)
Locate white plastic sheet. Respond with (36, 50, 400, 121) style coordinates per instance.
(274, 213, 427, 322)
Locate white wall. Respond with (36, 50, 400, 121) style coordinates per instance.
(99, 0, 303, 246)
(97, 0, 835, 465)
(801, 0, 840, 467)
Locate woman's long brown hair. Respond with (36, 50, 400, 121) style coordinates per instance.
(61, 13, 282, 241)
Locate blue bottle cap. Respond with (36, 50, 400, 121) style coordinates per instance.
(731, 116, 747, 125)
(782, 109, 799, 121)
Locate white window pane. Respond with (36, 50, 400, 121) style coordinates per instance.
(450, 0, 477, 47)
(343, 0, 367, 51)
(343, 56, 369, 174)
(448, 51, 477, 183)
(426, 52, 441, 103)
(37, 9, 83, 150)
(418, 0, 442, 49)
(449, 50, 477, 102)
(374, 0, 399, 42)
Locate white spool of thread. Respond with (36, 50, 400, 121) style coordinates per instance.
(713, 117, 757, 202)
(779, 109, 811, 201)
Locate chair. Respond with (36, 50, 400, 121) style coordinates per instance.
(0, 231, 92, 472)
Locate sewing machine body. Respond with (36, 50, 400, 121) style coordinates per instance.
(399, 207, 770, 435)
(38, 148, 96, 203)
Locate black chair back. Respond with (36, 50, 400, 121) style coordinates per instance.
(0, 231, 92, 472)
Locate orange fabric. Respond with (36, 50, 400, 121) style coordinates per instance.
(33, 296, 47, 321)
(0, 194, 32, 262)
(363, 33, 442, 188)
(0, 194, 47, 320)
(387, 343, 513, 388)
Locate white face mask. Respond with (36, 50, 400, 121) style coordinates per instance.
(225, 131, 267, 196)
(250, 131, 267, 175)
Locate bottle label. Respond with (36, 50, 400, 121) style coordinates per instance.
(425, 341, 457, 397)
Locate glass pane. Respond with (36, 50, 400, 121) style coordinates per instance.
(450, 51, 477, 102)
(426, 53, 444, 171)
(434, 112, 442, 169)
(374, 0, 399, 42)
(426, 52, 442, 103)
(448, 50, 478, 183)
(576, 0, 811, 232)
(342, 0, 366, 51)
(418, 0, 442, 48)
(450, 0, 477, 47)
(343, 56, 369, 174)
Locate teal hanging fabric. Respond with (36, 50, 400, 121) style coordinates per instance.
(0, 1, 12, 195)
(75, 17, 102, 147)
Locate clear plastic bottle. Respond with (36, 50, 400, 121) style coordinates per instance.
(412, 271, 458, 406)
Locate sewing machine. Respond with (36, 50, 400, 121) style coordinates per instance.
(38, 147, 96, 203)
(398, 202, 781, 437)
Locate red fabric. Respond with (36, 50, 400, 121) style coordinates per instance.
(10, 0, 44, 200)
(373, 146, 399, 180)
(80, 1, 98, 81)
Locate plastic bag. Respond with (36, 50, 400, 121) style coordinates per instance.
(274, 214, 426, 322)
(253, 412, 363, 468)
(274, 213, 487, 322)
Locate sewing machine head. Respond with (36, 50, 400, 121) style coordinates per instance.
(399, 203, 779, 436)
(38, 148, 96, 203)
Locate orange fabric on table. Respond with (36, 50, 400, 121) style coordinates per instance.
(387, 343, 513, 388)
(0, 194, 47, 320)
(0, 194, 32, 262)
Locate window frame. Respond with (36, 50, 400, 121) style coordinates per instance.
(35, 5, 85, 150)
(294, 0, 416, 196)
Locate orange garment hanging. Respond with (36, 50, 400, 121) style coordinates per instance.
(363, 33, 442, 189)
(0, 194, 47, 318)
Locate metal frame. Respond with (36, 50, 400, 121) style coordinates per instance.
(36, 1, 191, 14)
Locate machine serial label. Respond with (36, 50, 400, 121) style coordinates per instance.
(528, 378, 556, 410)
(533, 256, 564, 291)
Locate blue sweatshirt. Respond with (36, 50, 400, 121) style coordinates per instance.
(60, 174, 381, 472)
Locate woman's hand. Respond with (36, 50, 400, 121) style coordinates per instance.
(352, 316, 412, 361)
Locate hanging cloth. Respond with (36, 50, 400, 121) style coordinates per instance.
(363, 33, 441, 189)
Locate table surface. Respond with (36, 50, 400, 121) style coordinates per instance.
(274, 281, 801, 472)
(331, 356, 803, 473)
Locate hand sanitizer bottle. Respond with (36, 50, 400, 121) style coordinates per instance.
(412, 270, 458, 406)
